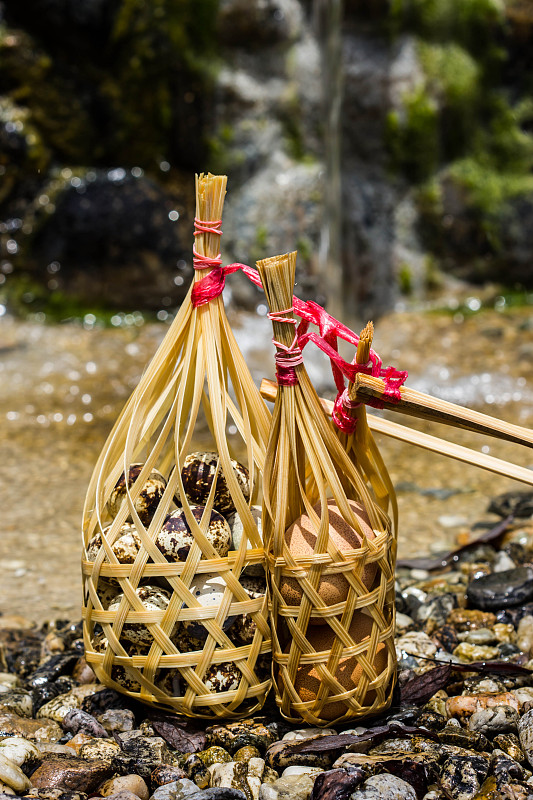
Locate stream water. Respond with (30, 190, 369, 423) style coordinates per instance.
(1, 302, 532, 624)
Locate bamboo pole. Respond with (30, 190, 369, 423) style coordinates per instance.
(260, 379, 533, 487)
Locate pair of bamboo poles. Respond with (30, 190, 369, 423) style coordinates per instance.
(82, 173, 532, 725)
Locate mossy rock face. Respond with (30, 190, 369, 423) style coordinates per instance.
(418, 164, 533, 287)
(10, 169, 194, 310)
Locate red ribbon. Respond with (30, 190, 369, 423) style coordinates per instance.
(187, 232, 408, 432)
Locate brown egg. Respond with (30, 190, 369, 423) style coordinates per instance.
(289, 612, 388, 720)
(280, 499, 377, 618)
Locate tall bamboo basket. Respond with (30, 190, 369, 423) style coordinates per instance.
(257, 252, 396, 726)
(81, 174, 272, 719)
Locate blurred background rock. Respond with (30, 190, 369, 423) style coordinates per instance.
(0, 0, 532, 322)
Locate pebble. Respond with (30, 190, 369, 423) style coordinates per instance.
(0, 754, 31, 793)
(352, 773, 417, 799)
(0, 736, 40, 770)
(265, 740, 333, 771)
(446, 693, 521, 721)
(63, 709, 109, 738)
(78, 737, 122, 763)
(439, 754, 489, 800)
(452, 642, 500, 662)
(36, 684, 103, 724)
(149, 778, 199, 800)
(516, 615, 533, 656)
(466, 567, 533, 610)
(0, 712, 62, 742)
(518, 708, 533, 767)
(281, 729, 337, 742)
(468, 705, 520, 735)
(98, 708, 136, 733)
(209, 758, 265, 800)
(197, 746, 233, 767)
(100, 775, 149, 800)
(29, 755, 114, 793)
(259, 774, 316, 800)
(0, 690, 33, 718)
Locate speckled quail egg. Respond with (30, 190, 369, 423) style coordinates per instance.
(203, 661, 242, 694)
(87, 634, 145, 693)
(182, 574, 236, 639)
(181, 452, 249, 515)
(108, 463, 167, 525)
(171, 625, 205, 653)
(230, 575, 267, 645)
(156, 506, 231, 562)
(107, 585, 176, 647)
(86, 524, 142, 584)
(156, 669, 182, 697)
(226, 506, 265, 576)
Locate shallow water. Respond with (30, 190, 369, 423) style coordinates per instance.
(1, 304, 532, 623)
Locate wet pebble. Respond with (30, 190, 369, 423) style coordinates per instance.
(100, 774, 149, 800)
(149, 779, 199, 800)
(209, 758, 265, 800)
(351, 773, 417, 799)
(466, 567, 533, 610)
(0, 755, 31, 794)
(468, 704, 520, 735)
(259, 773, 317, 800)
(439, 754, 489, 800)
(62, 709, 109, 738)
(29, 755, 114, 793)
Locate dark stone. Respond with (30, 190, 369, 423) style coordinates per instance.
(81, 688, 133, 716)
(439, 754, 490, 800)
(32, 678, 76, 713)
(186, 791, 246, 800)
(467, 567, 533, 610)
(437, 727, 491, 753)
(150, 764, 188, 788)
(0, 629, 43, 677)
(489, 492, 533, 519)
(206, 720, 277, 755)
(27, 653, 80, 688)
(310, 768, 365, 800)
(431, 624, 459, 653)
(62, 709, 109, 739)
(416, 711, 447, 731)
(182, 754, 209, 789)
(114, 731, 175, 780)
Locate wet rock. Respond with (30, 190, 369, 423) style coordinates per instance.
(37, 685, 103, 724)
(78, 738, 121, 764)
(516, 615, 533, 657)
(98, 709, 136, 734)
(99, 774, 149, 800)
(493, 733, 525, 762)
(467, 567, 533, 610)
(206, 721, 277, 755)
(265, 739, 335, 771)
(149, 779, 201, 800)
(446, 609, 497, 632)
(26, 792, 88, 800)
(115, 732, 176, 780)
(259, 773, 317, 800)
(181, 753, 209, 789)
(0, 737, 40, 772)
(308, 768, 364, 800)
(413, 593, 456, 630)
(452, 643, 500, 662)
(518, 708, 533, 767)
(0, 712, 62, 742)
(437, 726, 490, 753)
(234, 746, 262, 762)
(62, 709, 109, 739)
(209, 758, 265, 800)
(439, 754, 489, 800)
(29, 756, 114, 793)
(351, 773, 417, 799)
(72, 658, 96, 685)
(468, 705, 519, 735)
(491, 748, 525, 785)
(0, 754, 31, 793)
(282, 729, 337, 742)
(197, 747, 233, 767)
(431, 625, 459, 653)
(446, 693, 520, 721)
(488, 491, 533, 518)
(32, 678, 77, 714)
(0, 690, 33, 718)
(149, 764, 188, 788)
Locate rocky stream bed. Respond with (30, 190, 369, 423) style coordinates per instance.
(1, 493, 533, 800)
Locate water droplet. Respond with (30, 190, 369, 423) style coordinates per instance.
(108, 167, 126, 182)
(6, 240, 18, 254)
(157, 310, 168, 321)
(38, 194, 49, 206)
(159, 161, 170, 172)
(481, 445, 490, 454)
(83, 412, 93, 422)
(53, 413, 63, 422)
(81, 394, 92, 405)
(256, 304, 268, 317)
(67, 414, 76, 425)
(466, 297, 481, 311)
(131, 166, 143, 178)
(168, 210, 179, 221)
(6, 411, 18, 421)
(86, 361, 97, 374)
(111, 314, 121, 327)
(174, 275, 184, 286)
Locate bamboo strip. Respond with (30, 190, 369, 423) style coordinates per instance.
(260, 379, 533, 486)
(352, 374, 533, 449)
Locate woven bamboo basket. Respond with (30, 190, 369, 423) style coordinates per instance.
(257, 251, 396, 726)
(81, 173, 272, 719)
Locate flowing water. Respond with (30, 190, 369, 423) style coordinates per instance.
(1, 303, 532, 623)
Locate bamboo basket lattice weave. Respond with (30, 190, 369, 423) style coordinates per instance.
(257, 252, 397, 726)
(82, 173, 272, 719)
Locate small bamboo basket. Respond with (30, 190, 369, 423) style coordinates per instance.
(82, 173, 272, 719)
(257, 252, 396, 726)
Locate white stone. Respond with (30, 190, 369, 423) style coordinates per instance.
(493, 551, 516, 572)
(0, 738, 40, 769)
(0, 754, 30, 793)
(281, 766, 324, 778)
(517, 615, 533, 657)
(282, 728, 337, 741)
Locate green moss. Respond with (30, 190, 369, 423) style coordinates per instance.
(398, 262, 413, 294)
(386, 87, 439, 181)
(449, 158, 533, 217)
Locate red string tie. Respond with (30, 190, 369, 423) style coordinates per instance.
(192, 218, 223, 272)
(331, 388, 359, 435)
(269, 308, 303, 387)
